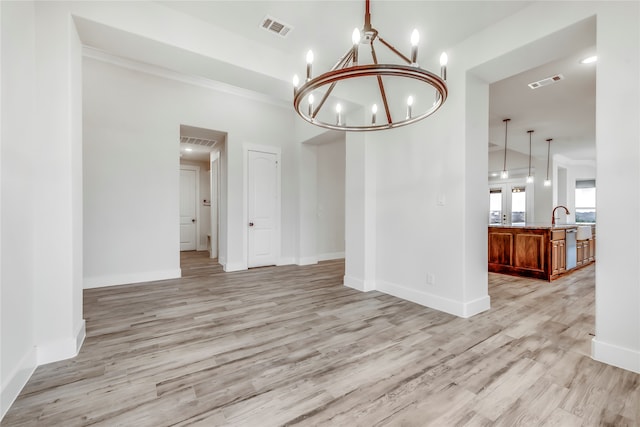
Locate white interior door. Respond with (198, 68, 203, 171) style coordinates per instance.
(180, 168, 198, 251)
(248, 150, 278, 267)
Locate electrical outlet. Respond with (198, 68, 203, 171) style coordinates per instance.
(426, 273, 435, 286)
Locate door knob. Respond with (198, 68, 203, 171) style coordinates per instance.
(192, 219, 196, 223)
(249, 222, 254, 227)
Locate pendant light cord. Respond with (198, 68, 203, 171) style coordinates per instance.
(502, 119, 510, 173)
(527, 130, 534, 176)
(546, 138, 552, 179)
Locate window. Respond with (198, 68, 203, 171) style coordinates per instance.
(575, 179, 596, 223)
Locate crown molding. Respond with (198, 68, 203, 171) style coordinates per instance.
(82, 46, 290, 109)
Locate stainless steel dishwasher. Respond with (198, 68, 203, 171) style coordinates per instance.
(566, 228, 577, 269)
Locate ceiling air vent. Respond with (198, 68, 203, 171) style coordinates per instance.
(180, 136, 217, 147)
(528, 74, 565, 89)
(260, 15, 293, 38)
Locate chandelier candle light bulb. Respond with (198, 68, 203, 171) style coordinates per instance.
(410, 29, 419, 64)
(371, 104, 378, 124)
(336, 103, 342, 125)
(406, 96, 414, 119)
(292, 74, 299, 95)
(306, 50, 314, 81)
(352, 28, 361, 65)
(308, 93, 314, 116)
(440, 52, 448, 80)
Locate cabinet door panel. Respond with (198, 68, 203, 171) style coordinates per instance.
(489, 233, 513, 265)
(514, 234, 545, 271)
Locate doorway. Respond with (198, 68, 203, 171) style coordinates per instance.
(179, 124, 226, 262)
(489, 182, 529, 225)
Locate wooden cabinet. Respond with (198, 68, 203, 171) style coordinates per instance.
(576, 240, 591, 266)
(488, 227, 550, 280)
(489, 225, 595, 282)
(577, 226, 596, 266)
(551, 239, 566, 276)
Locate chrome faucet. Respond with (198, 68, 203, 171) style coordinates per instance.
(551, 205, 570, 226)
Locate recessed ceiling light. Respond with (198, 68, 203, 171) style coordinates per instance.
(580, 55, 597, 64)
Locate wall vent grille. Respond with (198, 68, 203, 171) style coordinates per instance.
(180, 136, 217, 147)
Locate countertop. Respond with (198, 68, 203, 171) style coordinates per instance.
(488, 223, 589, 230)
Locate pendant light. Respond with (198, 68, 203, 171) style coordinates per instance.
(500, 118, 510, 179)
(544, 138, 552, 187)
(526, 130, 534, 183)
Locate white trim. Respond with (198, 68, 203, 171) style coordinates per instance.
(180, 165, 202, 251)
(223, 262, 247, 272)
(1, 346, 37, 420)
(317, 251, 345, 261)
(277, 257, 296, 266)
(343, 275, 376, 292)
(297, 256, 318, 266)
(376, 280, 490, 318)
(82, 47, 289, 109)
(83, 269, 181, 289)
(243, 144, 282, 269)
(37, 320, 85, 365)
(592, 338, 640, 374)
(209, 152, 220, 259)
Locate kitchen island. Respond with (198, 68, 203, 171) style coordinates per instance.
(488, 224, 595, 281)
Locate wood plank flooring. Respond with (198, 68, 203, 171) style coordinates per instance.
(3, 252, 639, 426)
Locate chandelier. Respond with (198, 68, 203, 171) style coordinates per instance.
(292, 0, 448, 132)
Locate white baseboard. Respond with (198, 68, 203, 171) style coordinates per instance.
(317, 252, 345, 261)
(297, 256, 318, 266)
(376, 280, 490, 318)
(223, 262, 246, 272)
(83, 269, 181, 289)
(37, 319, 86, 366)
(277, 257, 295, 266)
(343, 275, 376, 292)
(592, 338, 640, 374)
(1, 346, 37, 420)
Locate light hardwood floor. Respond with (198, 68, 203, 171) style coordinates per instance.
(3, 252, 639, 426)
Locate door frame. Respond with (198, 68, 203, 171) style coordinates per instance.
(489, 179, 534, 225)
(209, 151, 220, 259)
(243, 143, 281, 269)
(180, 164, 201, 251)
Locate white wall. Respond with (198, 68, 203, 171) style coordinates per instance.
(180, 159, 211, 251)
(33, 2, 85, 367)
(0, 2, 38, 418)
(83, 55, 297, 281)
(345, 1, 640, 373)
(591, 2, 639, 373)
(316, 137, 346, 260)
(1, 1, 86, 417)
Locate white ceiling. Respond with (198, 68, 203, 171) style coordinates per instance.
(489, 34, 596, 162)
(76, 1, 596, 163)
